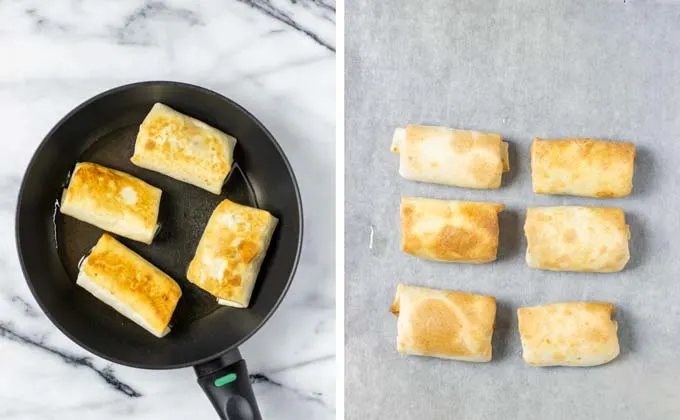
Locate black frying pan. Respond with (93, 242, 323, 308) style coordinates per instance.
(15, 81, 303, 420)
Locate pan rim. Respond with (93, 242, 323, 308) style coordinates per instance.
(15, 80, 303, 370)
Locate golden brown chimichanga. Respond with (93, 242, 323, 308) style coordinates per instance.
(531, 138, 636, 198)
(524, 206, 630, 272)
(186, 199, 278, 308)
(390, 284, 497, 362)
(518, 302, 620, 367)
(131, 103, 238, 195)
(391, 124, 509, 189)
(60, 162, 162, 244)
(77, 234, 182, 338)
(401, 197, 504, 263)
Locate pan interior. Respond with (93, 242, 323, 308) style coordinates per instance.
(16, 83, 301, 368)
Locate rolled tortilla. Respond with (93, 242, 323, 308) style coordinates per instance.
(391, 124, 509, 189)
(524, 206, 630, 272)
(60, 162, 162, 244)
(518, 302, 620, 367)
(401, 196, 504, 263)
(187, 199, 278, 308)
(77, 234, 182, 338)
(390, 284, 496, 362)
(131, 103, 237, 194)
(531, 138, 636, 198)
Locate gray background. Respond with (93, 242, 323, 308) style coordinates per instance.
(345, 1, 680, 419)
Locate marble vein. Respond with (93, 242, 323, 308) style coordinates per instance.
(116, 1, 204, 46)
(24, 8, 71, 33)
(9, 296, 40, 318)
(265, 354, 334, 375)
(251, 373, 329, 408)
(0, 322, 142, 398)
(235, 0, 336, 51)
(224, 54, 330, 83)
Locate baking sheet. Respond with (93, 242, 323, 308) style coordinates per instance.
(344, 1, 680, 419)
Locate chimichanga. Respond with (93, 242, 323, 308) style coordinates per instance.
(531, 138, 636, 198)
(60, 162, 162, 244)
(131, 103, 238, 194)
(187, 199, 278, 308)
(391, 124, 510, 189)
(518, 302, 620, 367)
(401, 197, 504, 263)
(77, 234, 182, 338)
(390, 284, 496, 362)
(524, 206, 630, 272)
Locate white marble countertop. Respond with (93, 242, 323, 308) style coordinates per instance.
(0, 1, 335, 419)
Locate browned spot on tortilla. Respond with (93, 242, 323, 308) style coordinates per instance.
(469, 158, 496, 185)
(586, 327, 608, 344)
(562, 229, 577, 244)
(451, 134, 473, 153)
(238, 241, 259, 264)
(411, 299, 470, 356)
(433, 225, 479, 260)
(228, 275, 242, 286)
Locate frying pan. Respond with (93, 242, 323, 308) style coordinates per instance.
(15, 81, 303, 420)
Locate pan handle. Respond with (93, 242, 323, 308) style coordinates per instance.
(195, 349, 263, 420)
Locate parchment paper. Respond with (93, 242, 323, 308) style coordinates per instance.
(345, 1, 680, 419)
